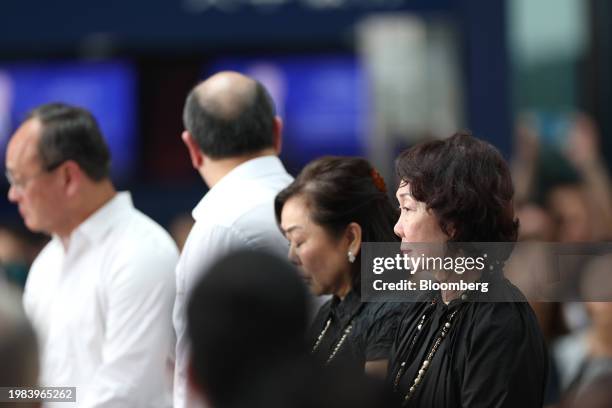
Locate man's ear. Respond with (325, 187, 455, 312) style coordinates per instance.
(182, 131, 204, 169)
(272, 116, 283, 154)
(61, 160, 82, 198)
(345, 222, 363, 257)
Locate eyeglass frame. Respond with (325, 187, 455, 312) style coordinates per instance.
(6, 160, 66, 193)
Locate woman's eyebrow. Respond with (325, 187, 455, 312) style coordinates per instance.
(281, 225, 303, 235)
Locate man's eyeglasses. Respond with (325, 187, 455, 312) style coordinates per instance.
(6, 169, 47, 192)
(6, 162, 65, 193)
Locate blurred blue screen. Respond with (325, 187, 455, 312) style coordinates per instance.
(208, 55, 369, 172)
(0, 61, 137, 181)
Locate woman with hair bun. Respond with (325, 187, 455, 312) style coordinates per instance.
(275, 156, 407, 376)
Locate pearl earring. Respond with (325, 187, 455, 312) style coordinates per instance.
(348, 251, 356, 263)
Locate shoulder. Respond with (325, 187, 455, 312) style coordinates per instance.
(461, 300, 545, 355)
(103, 209, 178, 283)
(467, 300, 533, 330)
(355, 302, 413, 360)
(193, 193, 285, 250)
(205, 170, 291, 227)
(361, 301, 411, 324)
(356, 301, 413, 343)
(181, 221, 250, 257)
(115, 209, 178, 258)
(193, 194, 287, 257)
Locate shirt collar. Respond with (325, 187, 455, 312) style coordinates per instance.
(330, 290, 362, 322)
(65, 192, 134, 244)
(433, 270, 505, 309)
(192, 155, 287, 221)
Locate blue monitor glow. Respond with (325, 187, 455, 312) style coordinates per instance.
(0, 61, 137, 182)
(207, 55, 370, 173)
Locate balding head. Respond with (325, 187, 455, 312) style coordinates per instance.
(182, 71, 279, 159)
(192, 72, 259, 121)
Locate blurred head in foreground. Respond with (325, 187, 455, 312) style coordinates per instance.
(186, 250, 309, 408)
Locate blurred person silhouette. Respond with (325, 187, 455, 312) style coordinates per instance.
(275, 156, 406, 377)
(5, 103, 179, 407)
(560, 372, 612, 408)
(186, 250, 399, 408)
(512, 112, 612, 242)
(554, 255, 612, 398)
(511, 198, 567, 408)
(511, 111, 612, 350)
(0, 283, 39, 408)
(0, 222, 47, 288)
(389, 132, 547, 407)
(173, 71, 293, 408)
(186, 250, 309, 408)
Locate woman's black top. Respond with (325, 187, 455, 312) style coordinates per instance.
(388, 274, 548, 408)
(308, 290, 408, 370)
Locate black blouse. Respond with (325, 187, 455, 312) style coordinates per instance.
(388, 274, 548, 408)
(308, 290, 408, 370)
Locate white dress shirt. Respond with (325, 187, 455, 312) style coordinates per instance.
(173, 156, 293, 408)
(23, 192, 179, 408)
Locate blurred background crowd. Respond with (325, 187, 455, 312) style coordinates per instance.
(0, 0, 612, 407)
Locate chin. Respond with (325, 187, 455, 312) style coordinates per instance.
(308, 285, 326, 297)
(310, 288, 323, 297)
(433, 270, 451, 283)
(23, 218, 36, 232)
(24, 220, 47, 235)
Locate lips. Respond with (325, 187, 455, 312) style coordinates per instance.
(400, 242, 413, 254)
(296, 267, 311, 285)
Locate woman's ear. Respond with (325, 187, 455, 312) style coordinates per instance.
(345, 222, 363, 257)
(446, 223, 456, 240)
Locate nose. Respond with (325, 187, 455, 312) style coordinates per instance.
(287, 243, 300, 266)
(393, 219, 403, 239)
(7, 184, 20, 203)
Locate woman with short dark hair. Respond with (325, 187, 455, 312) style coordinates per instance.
(275, 156, 407, 376)
(389, 132, 547, 407)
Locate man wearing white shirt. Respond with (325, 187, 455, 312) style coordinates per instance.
(5, 103, 178, 407)
(173, 71, 293, 408)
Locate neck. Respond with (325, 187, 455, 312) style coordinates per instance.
(336, 286, 351, 301)
(335, 273, 354, 301)
(201, 149, 276, 188)
(440, 269, 482, 304)
(58, 181, 116, 249)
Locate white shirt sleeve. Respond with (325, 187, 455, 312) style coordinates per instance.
(79, 241, 178, 408)
(173, 224, 248, 408)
